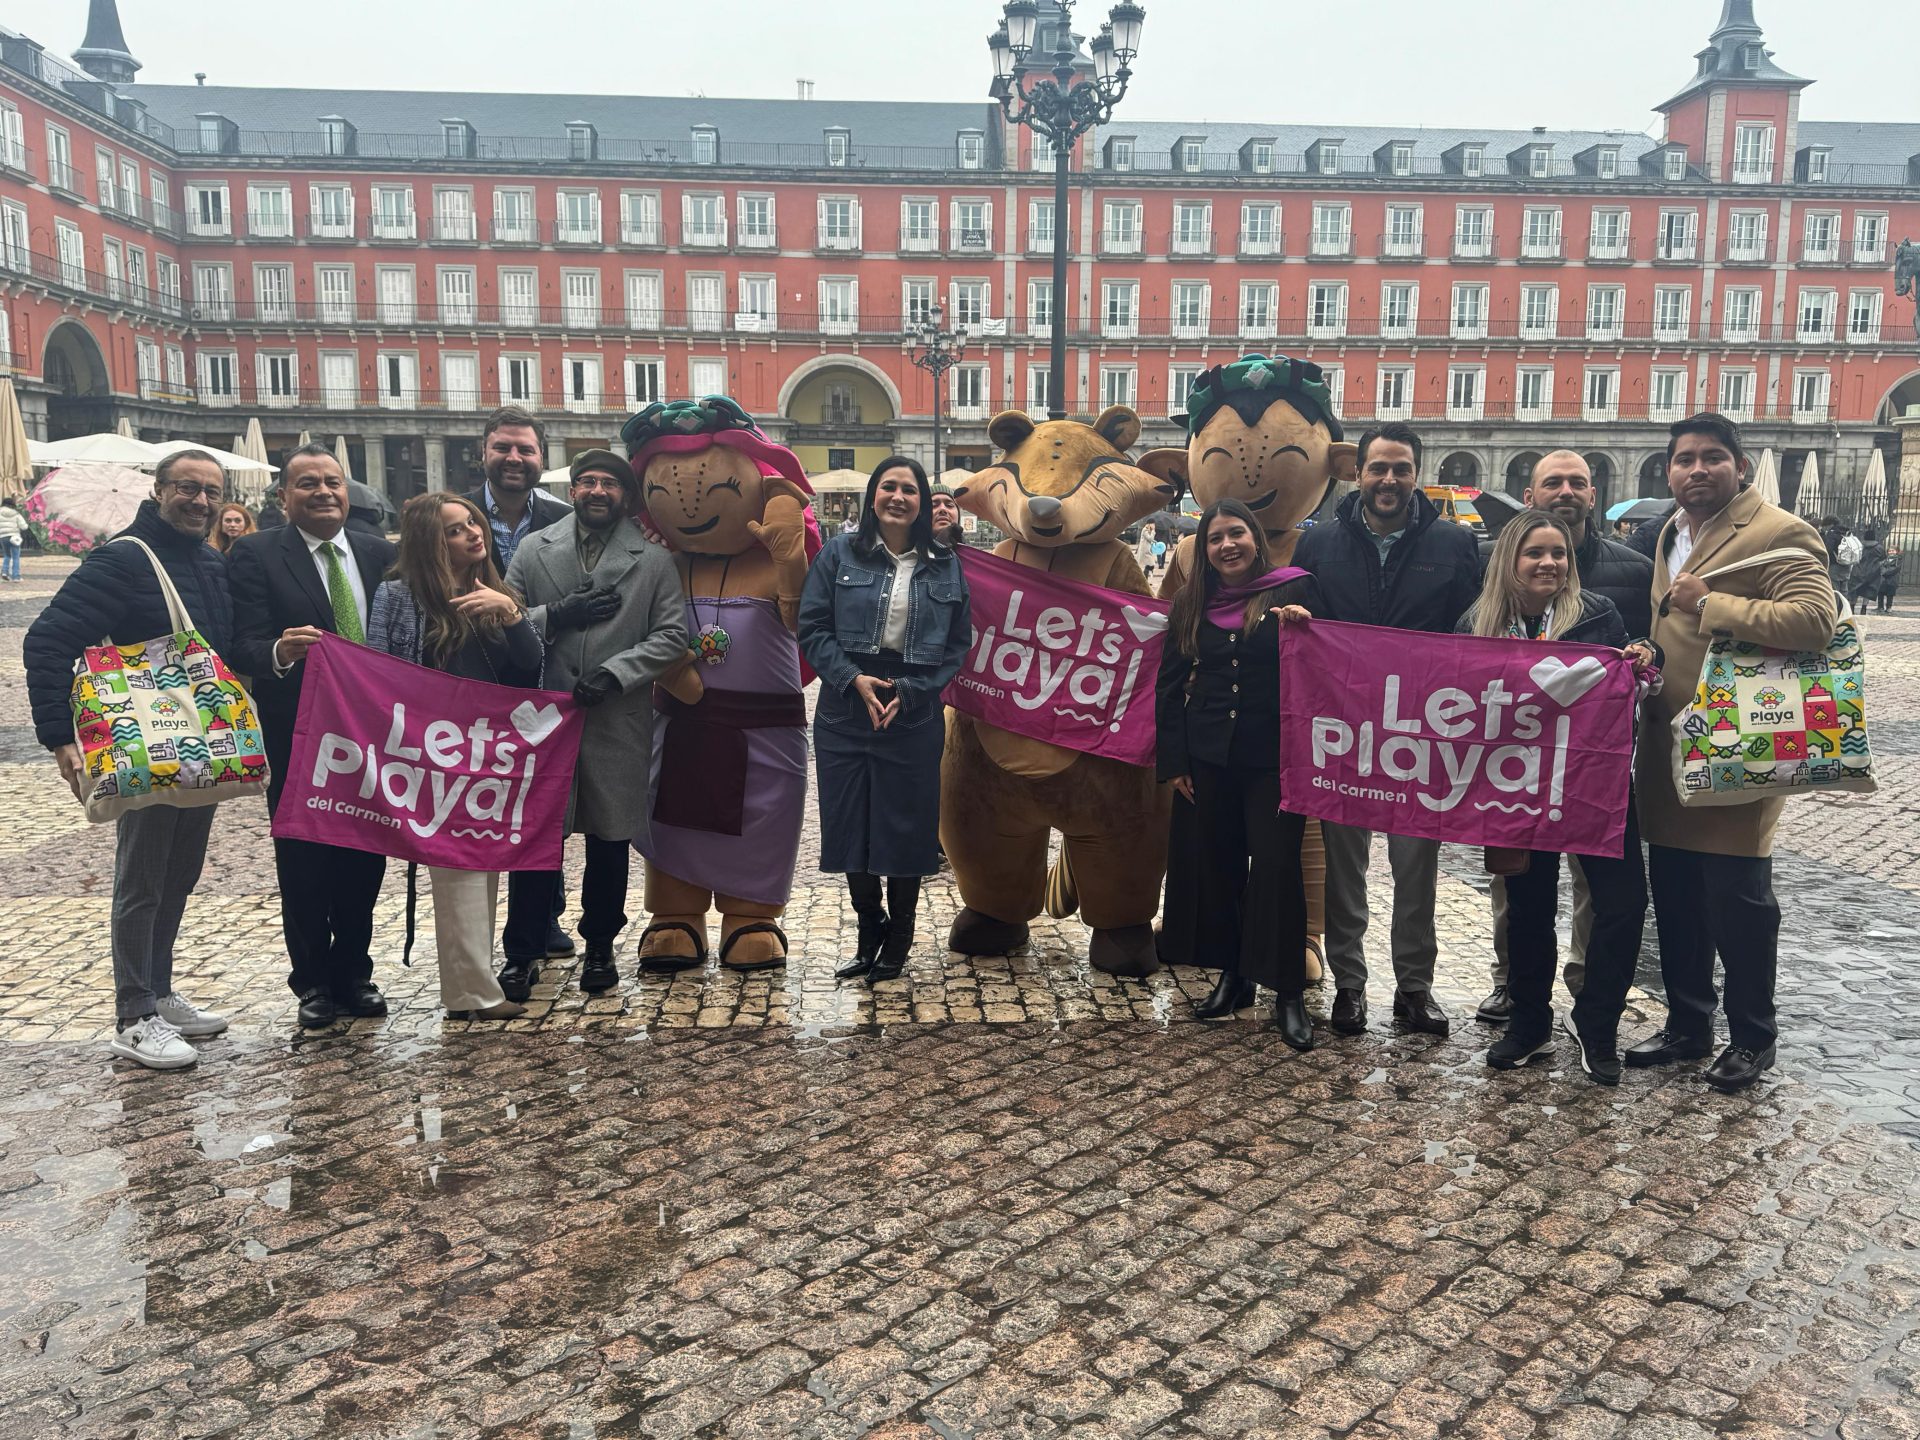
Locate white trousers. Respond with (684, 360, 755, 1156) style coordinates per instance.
(430, 867, 508, 1011)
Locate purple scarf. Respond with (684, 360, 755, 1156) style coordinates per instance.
(1206, 565, 1310, 629)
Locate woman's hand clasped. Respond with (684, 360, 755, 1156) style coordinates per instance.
(1622, 641, 1656, 670)
(852, 674, 902, 731)
(454, 586, 523, 624)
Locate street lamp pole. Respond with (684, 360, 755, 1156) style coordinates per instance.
(911, 300, 965, 482)
(990, 0, 1144, 421)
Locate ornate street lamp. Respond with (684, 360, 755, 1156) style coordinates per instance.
(911, 300, 966, 482)
(991, 0, 1144, 419)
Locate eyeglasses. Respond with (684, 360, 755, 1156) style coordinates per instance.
(571, 475, 626, 493)
(164, 481, 225, 502)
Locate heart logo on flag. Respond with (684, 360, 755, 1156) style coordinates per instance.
(509, 700, 564, 746)
(1121, 606, 1166, 643)
(1530, 655, 1607, 707)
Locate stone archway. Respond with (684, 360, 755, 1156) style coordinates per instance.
(1435, 451, 1480, 489)
(776, 353, 904, 419)
(1873, 368, 1920, 426)
(1504, 451, 1543, 498)
(1582, 452, 1616, 511)
(1638, 453, 1668, 498)
(43, 319, 112, 440)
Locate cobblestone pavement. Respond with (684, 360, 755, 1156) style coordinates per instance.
(3, 554, 1919, 1438)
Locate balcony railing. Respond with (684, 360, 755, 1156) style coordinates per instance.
(308, 214, 358, 241)
(950, 227, 994, 255)
(370, 213, 419, 241)
(1308, 230, 1353, 258)
(0, 141, 28, 173)
(1654, 238, 1698, 262)
(1794, 241, 1843, 265)
(432, 216, 478, 242)
(1518, 234, 1564, 260)
(680, 220, 729, 248)
(490, 218, 539, 245)
(815, 225, 862, 252)
(1166, 227, 1216, 257)
(1722, 236, 1771, 264)
(619, 221, 665, 247)
(550, 219, 603, 245)
(1097, 228, 1142, 256)
(45, 159, 80, 194)
(1378, 231, 1427, 260)
(1237, 230, 1283, 258)
(1583, 234, 1635, 263)
(245, 210, 296, 240)
(734, 225, 776, 250)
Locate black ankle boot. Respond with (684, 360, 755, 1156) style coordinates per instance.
(1274, 992, 1314, 1051)
(836, 913, 889, 981)
(867, 925, 912, 982)
(1193, 971, 1256, 1019)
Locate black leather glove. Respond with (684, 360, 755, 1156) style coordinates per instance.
(572, 672, 621, 709)
(547, 579, 621, 632)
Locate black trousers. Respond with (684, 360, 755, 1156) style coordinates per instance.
(273, 837, 386, 999)
(1648, 844, 1780, 1051)
(504, 835, 630, 963)
(1189, 762, 1308, 993)
(1504, 802, 1646, 1044)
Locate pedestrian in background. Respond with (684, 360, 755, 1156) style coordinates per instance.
(1292, 421, 1480, 1038)
(23, 451, 234, 1068)
(228, 444, 396, 1030)
(1159, 498, 1321, 1049)
(368, 492, 544, 1021)
(930, 484, 965, 549)
(1877, 545, 1900, 614)
(1851, 529, 1885, 612)
(0, 496, 25, 581)
(800, 456, 969, 985)
(212, 502, 255, 555)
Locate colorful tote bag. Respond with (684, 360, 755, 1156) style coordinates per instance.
(69, 538, 269, 823)
(1672, 548, 1874, 807)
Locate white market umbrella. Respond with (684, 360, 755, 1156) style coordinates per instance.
(1860, 449, 1889, 527)
(150, 438, 278, 475)
(808, 469, 869, 495)
(0, 379, 32, 503)
(297, 430, 313, 447)
(1753, 448, 1781, 508)
(333, 436, 355, 484)
(29, 463, 149, 553)
(28, 432, 163, 467)
(115, 416, 136, 439)
(238, 417, 270, 468)
(1795, 452, 1822, 518)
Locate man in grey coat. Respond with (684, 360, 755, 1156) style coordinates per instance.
(500, 449, 690, 999)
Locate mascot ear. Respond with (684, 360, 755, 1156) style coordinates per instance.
(1137, 448, 1190, 501)
(988, 409, 1036, 452)
(1093, 405, 1141, 453)
(1328, 441, 1358, 486)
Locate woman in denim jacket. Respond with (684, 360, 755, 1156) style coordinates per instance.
(799, 457, 970, 984)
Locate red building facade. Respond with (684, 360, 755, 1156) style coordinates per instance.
(1, 0, 1916, 504)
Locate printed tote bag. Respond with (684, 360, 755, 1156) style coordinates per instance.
(69, 537, 269, 822)
(1672, 547, 1874, 807)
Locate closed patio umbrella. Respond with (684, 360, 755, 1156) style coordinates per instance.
(238, 417, 270, 468)
(1753, 448, 1781, 508)
(1859, 449, 1888, 528)
(0, 379, 32, 503)
(115, 416, 136, 439)
(1795, 452, 1822, 518)
(333, 436, 355, 483)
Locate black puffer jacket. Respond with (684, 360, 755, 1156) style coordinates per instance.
(1574, 528, 1653, 639)
(1293, 488, 1481, 633)
(23, 502, 234, 749)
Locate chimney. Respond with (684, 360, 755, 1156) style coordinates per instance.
(796, 79, 814, 100)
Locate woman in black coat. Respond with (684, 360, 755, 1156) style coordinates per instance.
(1156, 498, 1322, 1050)
(1456, 509, 1658, 1085)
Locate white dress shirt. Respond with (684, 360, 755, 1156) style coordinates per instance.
(274, 527, 370, 673)
(880, 546, 919, 652)
(1669, 513, 1698, 574)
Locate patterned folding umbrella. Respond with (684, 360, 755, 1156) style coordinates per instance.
(25, 463, 149, 554)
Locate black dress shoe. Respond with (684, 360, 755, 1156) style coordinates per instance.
(1274, 993, 1314, 1051)
(835, 916, 889, 982)
(545, 922, 577, 957)
(1487, 1022, 1553, 1070)
(1703, 1042, 1775, 1092)
(1623, 1027, 1713, 1068)
(1476, 986, 1514, 1024)
(1193, 971, 1257, 1019)
(1393, 990, 1451, 1037)
(1571, 1025, 1622, 1087)
(296, 987, 339, 1029)
(579, 942, 618, 994)
(1330, 988, 1367, 1035)
(335, 983, 388, 1018)
(497, 962, 538, 1004)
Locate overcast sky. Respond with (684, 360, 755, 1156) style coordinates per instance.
(13, 0, 1914, 131)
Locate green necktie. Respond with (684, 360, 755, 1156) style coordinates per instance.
(322, 541, 363, 643)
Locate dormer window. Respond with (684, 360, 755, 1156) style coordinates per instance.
(1250, 141, 1273, 173)
(1318, 142, 1340, 175)
(195, 114, 231, 154)
(1181, 139, 1202, 171)
(1596, 148, 1618, 179)
(319, 116, 354, 157)
(1462, 145, 1484, 177)
(1664, 149, 1687, 180)
(825, 129, 850, 167)
(1742, 42, 1763, 71)
(958, 131, 983, 170)
(1391, 142, 1412, 177)
(691, 126, 718, 164)
(1529, 146, 1550, 178)
(442, 119, 474, 159)
(1806, 148, 1830, 182)
(567, 122, 596, 161)
(1109, 137, 1133, 171)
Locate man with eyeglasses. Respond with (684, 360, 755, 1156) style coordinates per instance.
(229, 443, 397, 1030)
(24, 451, 237, 1069)
(1292, 421, 1482, 1038)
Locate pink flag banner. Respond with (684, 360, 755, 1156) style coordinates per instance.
(1277, 620, 1638, 857)
(271, 635, 583, 871)
(943, 546, 1167, 767)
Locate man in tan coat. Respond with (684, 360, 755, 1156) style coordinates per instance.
(1630, 413, 1837, 1092)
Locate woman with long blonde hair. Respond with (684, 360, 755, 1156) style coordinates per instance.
(367, 491, 544, 1021)
(1456, 509, 1658, 1085)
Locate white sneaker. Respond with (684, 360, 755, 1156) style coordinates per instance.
(108, 1016, 198, 1070)
(155, 993, 229, 1038)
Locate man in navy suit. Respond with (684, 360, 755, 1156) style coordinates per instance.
(229, 444, 397, 1028)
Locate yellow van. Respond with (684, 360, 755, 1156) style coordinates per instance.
(1423, 485, 1487, 537)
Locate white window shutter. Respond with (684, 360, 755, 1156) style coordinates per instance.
(849, 277, 859, 321)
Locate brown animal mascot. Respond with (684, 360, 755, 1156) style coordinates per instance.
(1137, 355, 1357, 980)
(943, 404, 1179, 977)
(620, 396, 822, 971)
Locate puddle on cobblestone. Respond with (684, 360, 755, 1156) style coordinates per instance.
(2, 1149, 144, 1361)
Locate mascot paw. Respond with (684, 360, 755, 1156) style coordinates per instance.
(638, 920, 708, 972)
(949, 907, 1030, 957)
(1089, 924, 1161, 979)
(719, 919, 789, 972)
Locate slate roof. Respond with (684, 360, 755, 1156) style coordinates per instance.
(1088, 122, 1662, 177)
